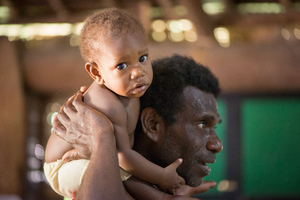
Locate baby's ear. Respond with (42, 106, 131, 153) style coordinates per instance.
(85, 62, 104, 84)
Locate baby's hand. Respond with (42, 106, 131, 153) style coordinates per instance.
(174, 181, 217, 196)
(62, 149, 87, 163)
(159, 158, 185, 192)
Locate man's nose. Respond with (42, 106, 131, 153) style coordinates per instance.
(131, 65, 145, 79)
(206, 132, 223, 153)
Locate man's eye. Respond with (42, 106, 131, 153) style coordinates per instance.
(117, 63, 128, 70)
(198, 122, 206, 129)
(139, 55, 148, 62)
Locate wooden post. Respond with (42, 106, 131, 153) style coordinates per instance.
(0, 37, 25, 195)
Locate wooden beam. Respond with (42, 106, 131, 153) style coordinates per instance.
(154, 0, 177, 19)
(21, 39, 300, 95)
(22, 46, 91, 96)
(191, 42, 300, 94)
(178, 0, 218, 47)
(149, 41, 300, 94)
(47, 0, 69, 20)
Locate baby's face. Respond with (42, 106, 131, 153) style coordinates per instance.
(95, 31, 153, 98)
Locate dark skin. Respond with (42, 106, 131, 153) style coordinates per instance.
(53, 85, 222, 199)
(140, 86, 223, 187)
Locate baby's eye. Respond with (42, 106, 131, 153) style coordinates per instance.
(139, 55, 148, 62)
(117, 63, 128, 70)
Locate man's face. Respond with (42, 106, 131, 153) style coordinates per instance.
(158, 86, 223, 187)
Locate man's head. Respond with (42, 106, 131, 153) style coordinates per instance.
(134, 55, 223, 187)
(80, 8, 152, 98)
(139, 54, 220, 124)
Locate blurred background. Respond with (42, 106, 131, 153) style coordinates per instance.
(0, 0, 300, 199)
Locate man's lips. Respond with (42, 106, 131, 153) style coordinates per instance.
(197, 157, 216, 176)
(198, 162, 212, 175)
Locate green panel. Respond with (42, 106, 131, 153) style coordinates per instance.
(241, 98, 300, 197)
(201, 99, 227, 196)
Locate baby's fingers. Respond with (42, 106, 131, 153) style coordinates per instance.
(194, 181, 216, 194)
(173, 181, 216, 196)
(80, 86, 88, 93)
(169, 158, 183, 170)
(169, 159, 185, 185)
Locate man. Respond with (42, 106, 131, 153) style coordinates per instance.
(54, 55, 223, 199)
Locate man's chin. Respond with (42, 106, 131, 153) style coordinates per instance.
(186, 177, 203, 187)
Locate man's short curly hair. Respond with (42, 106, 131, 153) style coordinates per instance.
(140, 54, 221, 125)
(80, 7, 145, 62)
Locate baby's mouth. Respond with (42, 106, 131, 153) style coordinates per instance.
(131, 83, 148, 94)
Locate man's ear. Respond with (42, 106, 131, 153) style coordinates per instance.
(85, 62, 104, 84)
(140, 107, 165, 142)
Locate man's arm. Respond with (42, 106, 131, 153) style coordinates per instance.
(76, 119, 133, 200)
(53, 91, 133, 199)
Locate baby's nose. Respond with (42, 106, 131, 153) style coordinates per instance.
(131, 65, 145, 79)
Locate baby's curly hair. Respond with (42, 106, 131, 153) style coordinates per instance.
(80, 7, 145, 62)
